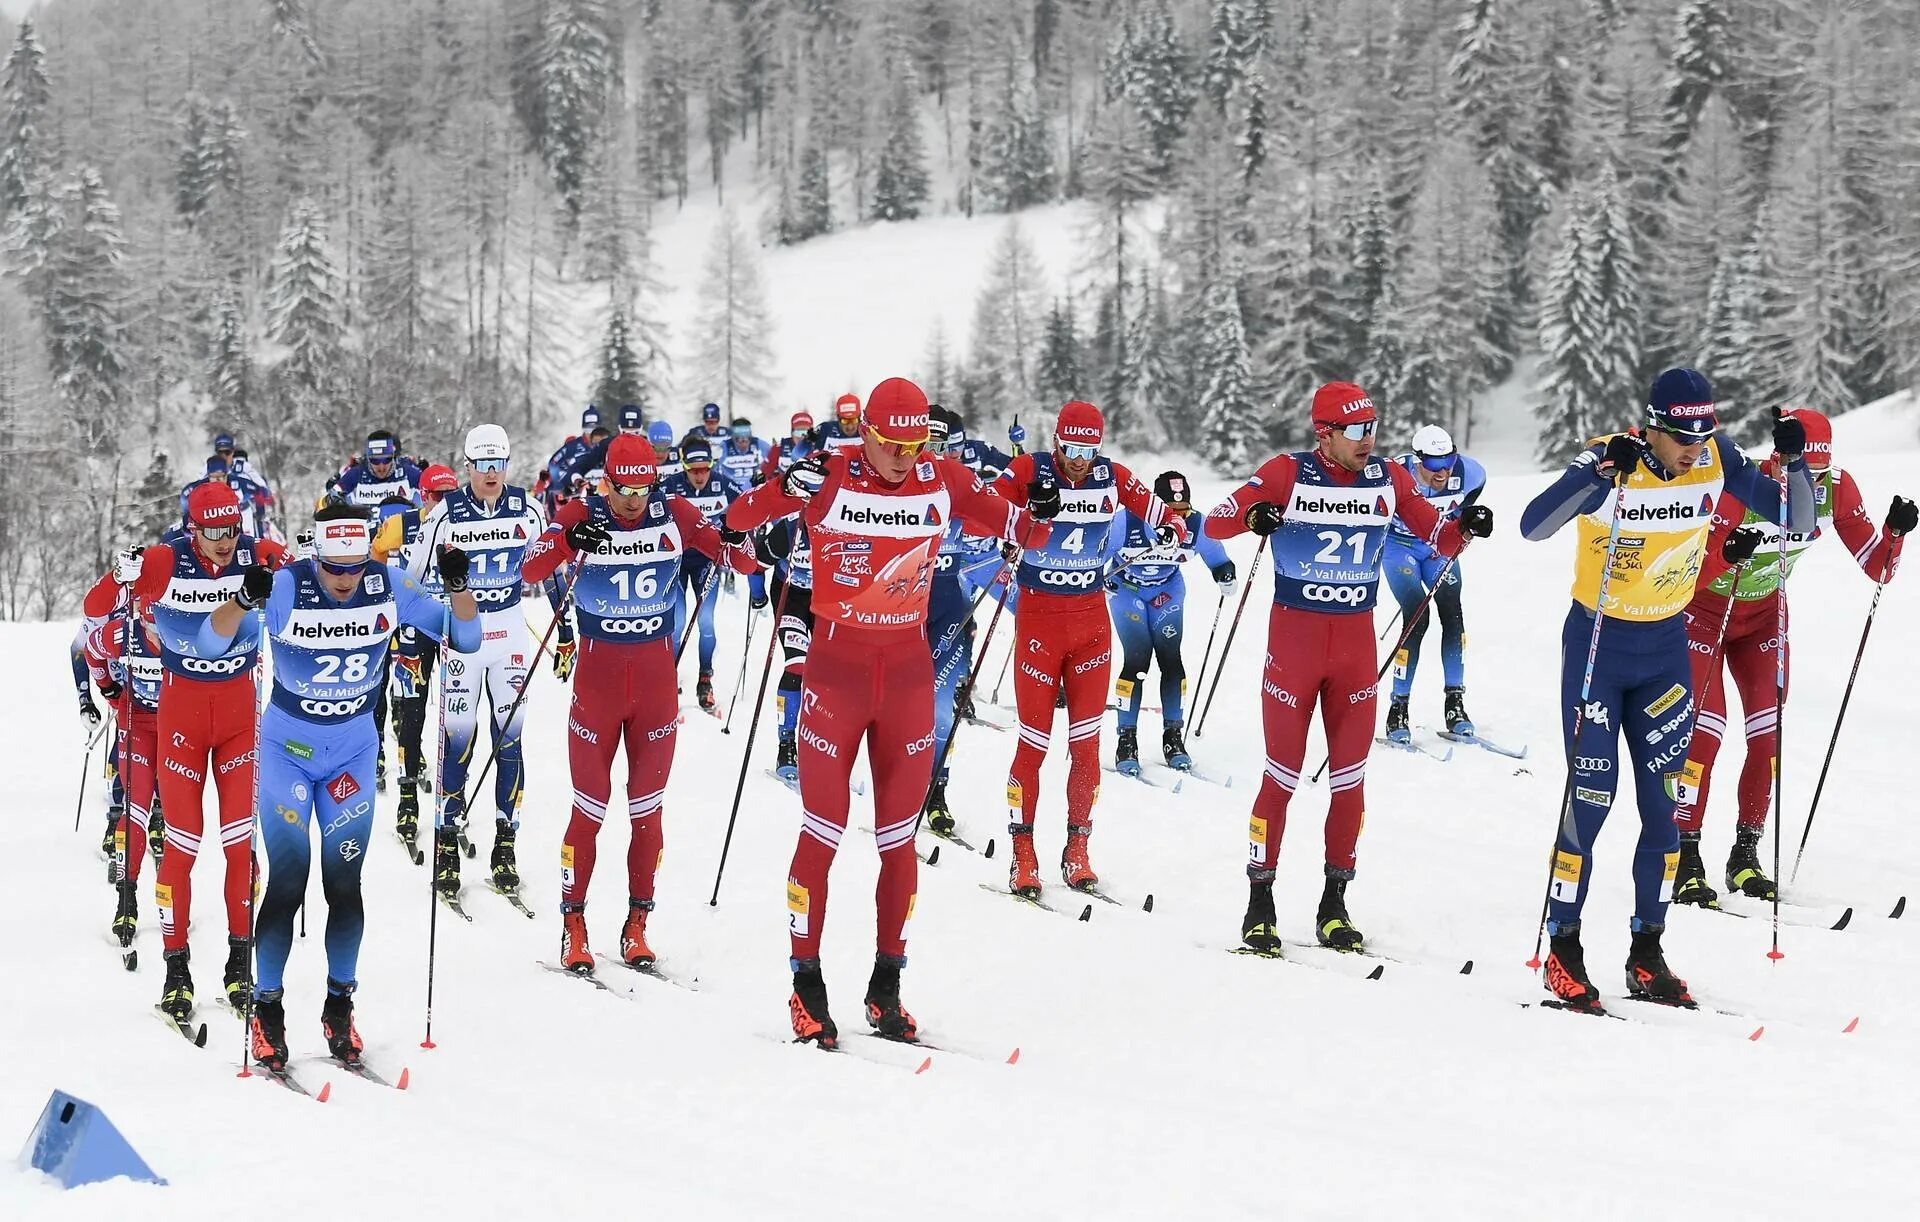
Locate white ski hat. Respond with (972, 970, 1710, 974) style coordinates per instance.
(1411, 425, 1455, 459)
(465, 423, 511, 463)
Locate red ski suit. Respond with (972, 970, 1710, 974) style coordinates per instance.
(731, 451, 1045, 962)
(85, 612, 162, 883)
(1207, 454, 1461, 877)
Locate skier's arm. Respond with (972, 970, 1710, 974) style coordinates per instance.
(669, 496, 760, 573)
(728, 476, 806, 532)
(1829, 470, 1903, 582)
(371, 513, 407, 564)
(946, 458, 1048, 548)
(1114, 462, 1176, 537)
(1520, 445, 1612, 541)
(1719, 438, 1817, 534)
(1387, 464, 1465, 556)
(1191, 510, 1232, 570)
(405, 502, 448, 581)
(522, 500, 586, 583)
(992, 452, 1036, 504)
(1205, 454, 1298, 540)
(394, 564, 481, 650)
(1694, 491, 1748, 590)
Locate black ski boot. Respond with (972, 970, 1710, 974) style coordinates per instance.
(696, 673, 717, 714)
(955, 682, 977, 723)
(1543, 925, 1603, 1013)
(223, 936, 252, 1013)
(320, 983, 364, 1063)
(1444, 685, 1474, 736)
(158, 947, 194, 1022)
(1384, 694, 1411, 744)
(249, 991, 289, 1070)
(774, 733, 798, 785)
(924, 773, 955, 835)
(863, 955, 919, 1042)
(148, 805, 166, 866)
(433, 824, 462, 898)
(112, 877, 137, 946)
(1115, 725, 1141, 777)
(1315, 872, 1365, 951)
(1162, 722, 1193, 771)
(1241, 879, 1281, 955)
(395, 779, 420, 850)
(491, 819, 520, 891)
(1673, 833, 1718, 907)
(102, 809, 121, 882)
(1724, 827, 1776, 900)
(1625, 924, 1694, 1006)
(789, 959, 838, 1049)
(376, 748, 388, 793)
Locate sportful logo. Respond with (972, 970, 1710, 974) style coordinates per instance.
(1374, 496, 1390, 517)
(1698, 494, 1714, 515)
(924, 503, 943, 526)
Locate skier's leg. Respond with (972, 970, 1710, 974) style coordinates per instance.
(1549, 608, 1629, 932)
(436, 634, 483, 826)
(123, 712, 158, 882)
(312, 725, 378, 989)
(1248, 606, 1323, 879)
(1622, 652, 1693, 930)
(1729, 607, 1783, 835)
(490, 620, 532, 827)
(561, 639, 625, 906)
(253, 720, 316, 999)
(154, 679, 211, 954)
(788, 622, 872, 962)
(622, 641, 677, 906)
(1384, 547, 1429, 700)
(1147, 583, 1188, 725)
(1673, 606, 1729, 834)
(867, 636, 934, 959)
(1433, 555, 1466, 690)
(1320, 613, 1379, 877)
(210, 688, 262, 943)
(1107, 587, 1152, 732)
(1061, 606, 1110, 830)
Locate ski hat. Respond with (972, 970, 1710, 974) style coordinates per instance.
(205, 455, 229, 475)
(1311, 381, 1377, 429)
(618, 403, 644, 432)
(582, 405, 602, 430)
(790, 410, 814, 433)
(212, 432, 235, 453)
(1781, 407, 1832, 469)
(1055, 401, 1105, 449)
(464, 423, 511, 462)
(647, 420, 673, 448)
(834, 393, 861, 422)
(1645, 368, 1717, 438)
(1153, 470, 1192, 508)
(605, 434, 658, 488)
(365, 434, 398, 462)
(420, 464, 459, 494)
(1411, 424, 1456, 459)
(682, 438, 713, 467)
(928, 405, 957, 443)
(862, 377, 931, 444)
(313, 509, 372, 562)
(186, 481, 243, 529)
(702, 402, 722, 423)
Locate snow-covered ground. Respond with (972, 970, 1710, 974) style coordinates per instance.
(8, 411, 1920, 1217)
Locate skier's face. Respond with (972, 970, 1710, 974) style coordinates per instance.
(1321, 422, 1375, 472)
(196, 527, 239, 567)
(863, 431, 923, 484)
(607, 483, 651, 521)
(1056, 446, 1096, 483)
(1648, 428, 1708, 474)
(469, 461, 507, 500)
(685, 463, 711, 491)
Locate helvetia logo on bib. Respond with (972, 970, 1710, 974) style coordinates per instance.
(1374, 496, 1390, 517)
(925, 503, 943, 526)
(374, 613, 390, 632)
(1698, 494, 1713, 515)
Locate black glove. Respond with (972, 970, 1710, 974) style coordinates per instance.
(238, 564, 274, 609)
(782, 454, 829, 500)
(1772, 411, 1806, 460)
(718, 525, 748, 546)
(564, 519, 611, 553)
(1155, 522, 1184, 547)
(751, 470, 767, 488)
(437, 546, 471, 593)
(1000, 541, 1021, 562)
(80, 691, 103, 725)
(1460, 504, 1494, 539)
(1722, 525, 1764, 565)
(1243, 501, 1284, 536)
(1212, 561, 1237, 586)
(1597, 432, 1648, 482)
(1027, 480, 1062, 521)
(1886, 496, 1918, 538)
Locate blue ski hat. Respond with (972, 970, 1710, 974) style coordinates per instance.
(1646, 368, 1717, 438)
(205, 455, 228, 475)
(647, 420, 673, 448)
(702, 402, 721, 423)
(582, 404, 602, 430)
(618, 403, 644, 431)
(682, 438, 713, 466)
(212, 433, 235, 453)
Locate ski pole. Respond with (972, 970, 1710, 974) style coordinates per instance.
(1188, 590, 1228, 707)
(722, 579, 764, 734)
(422, 604, 453, 1050)
(110, 613, 133, 879)
(466, 562, 583, 801)
(238, 605, 268, 1080)
(914, 560, 1014, 837)
(1193, 538, 1267, 739)
(1792, 569, 1888, 884)
(1768, 466, 1791, 962)
(1526, 479, 1630, 971)
(709, 575, 794, 905)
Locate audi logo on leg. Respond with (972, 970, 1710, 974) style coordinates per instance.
(1572, 756, 1612, 772)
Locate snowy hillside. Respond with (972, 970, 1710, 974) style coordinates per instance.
(9, 435, 1920, 1219)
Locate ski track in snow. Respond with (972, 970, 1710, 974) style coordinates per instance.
(8, 425, 1920, 1218)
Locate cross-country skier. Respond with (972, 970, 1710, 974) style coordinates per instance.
(332, 429, 422, 509)
(763, 411, 817, 480)
(660, 438, 743, 712)
(410, 424, 550, 903)
(1382, 425, 1487, 743)
(539, 406, 604, 513)
(935, 407, 1016, 726)
(1206, 382, 1489, 955)
(1519, 369, 1815, 1012)
(680, 402, 728, 455)
(524, 435, 759, 972)
(756, 499, 814, 783)
(84, 482, 290, 1021)
(991, 402, 1183, 898)
(1671, 407, 1913, 906)
(1104, 470, 1235, 775)
(84, 601, 164, 946)
(196, 503, 477, 1067)
(715, 417, 771, 493)
(811, 394, 864, 454)
(648, 420, 684, 482)
(728, 377, 1049, 1048)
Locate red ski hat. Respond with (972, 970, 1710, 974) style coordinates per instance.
(187, 481, 244, 529)
(420, 464, 459, 494)
(790, 410, 814, 432)
(605, 434, 659, 488)
(1782, 407, 1833, 470)
(834, 393, 861, 421)
(862, 378, 930, 444)
(1311, 381, 1378, 429)
(1055, 401, 1105, 449)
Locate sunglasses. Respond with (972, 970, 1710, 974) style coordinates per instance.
(610, 480, 654, 497)
(1060, 442, 1099, 462)
(865, 425, 926, 456)
(471, 457, 508, 473)
(1335, 421, 1376, 441)
(686, 461, 713, 472)
(318, 556, 369, 576)
(197, 525, 239, 541)
(368, 454, 394, 465)
(1419, 453, 1454, 471)
(1655, 427, 1712, 445)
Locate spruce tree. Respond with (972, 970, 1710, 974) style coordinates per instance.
(1534, 166, 1642, 464)
(692, 208, 775, 414)
(595, 304, 644, 410)
(1034, 299, 1084, 408)
(0, 19, 51, 225)
(871, 72, 930, 222)
(1195, 273, 1262, 473)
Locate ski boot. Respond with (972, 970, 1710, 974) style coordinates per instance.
(1444, 685, 1474, 737)
(1385, 694, 1411, 745)
(158, 947, 194, 1022)
(789, 958, 838, 1049)
(1162, 721, 1193, 771)
(223, 936, 252, 1012)
(1724, 827, 1776, 900)
(101, 808, 122, 881)
(553, 638, 578, 680)
(696, 672, 718, 714)
(775, 733, 799, 786)
(621, 898, 657, 968)
(924, 773, 955, 835)
(1543, 926, 1603, 1013)
(320, 983, 364, 1063)
(1241, 878, 1281, 955)
(1315, 872, 1365, 952)
(375, 748, 388, 793)
(111, 876, 137, 946)
(249, 992, 290, 1071)
(1114, 725, 1142, 777)
(1055, 686, 1066, 710)
(149, 805, 166, 865)
(491, 819, 520, 892)
(955, 682, 978, 723)
(395, 778, 420, 850)
(1061, 824, 1099, 891)
(1624, 923, 1694, 1006)
(1007, 822, 1042, 898)
(432, 824, 462, 898)
(1673, 833, 1719, 907)
(560, 903, 593, 973)
(864, 955, 919, 1042)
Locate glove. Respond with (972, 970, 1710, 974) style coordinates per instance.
(719, 525, 748, 546)
(80, 692, 103, 726)
(552, 639, 577, 680)
(1721, 525, 1765, 565)
(782, 454, 829, 500)
(237, 564, 274, 609)
(1243, 501, 1284, 536)
(1008, 422, 1026, 447)
(564, 519, 610, 553)
(113, 544, 144, 585)
(1596, 432, 1648, 482)
(1212, 561, 1237, 587)
(1460, 504, 1494, 539)
(1772, 411, 1806, 461)
(1886, 495, 1918, 537)
(295, 528, 314, 558)
(1155, 517, 1189, 547)
(1027, 480, 1062, 521)
(437, 545, 471, 593)
(1001, 540, 1021, 562)
(751, 470, 767, 488)
(392, 652, 425, 699)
